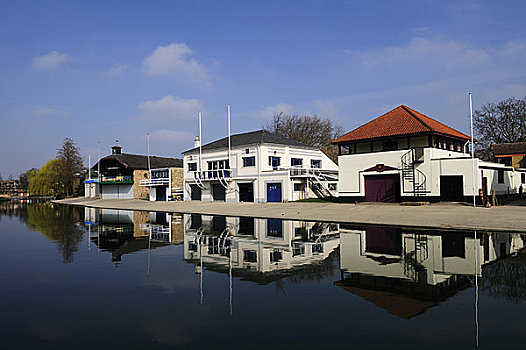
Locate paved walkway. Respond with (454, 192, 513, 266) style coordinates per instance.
(54, 197, 526, 233)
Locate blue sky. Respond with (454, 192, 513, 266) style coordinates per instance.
(1, 0, 526, 178)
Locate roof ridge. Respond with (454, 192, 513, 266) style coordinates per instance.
(401, 105, 432, 132)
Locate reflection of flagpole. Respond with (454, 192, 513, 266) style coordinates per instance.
(200, 235, 204, 305)
(229, 243, 233, 316)
(88, 224, 91, 251)
(475, 232, 479, 348)
(147, 228, 151, 277)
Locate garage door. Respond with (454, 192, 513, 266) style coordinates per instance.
(364, 175, 400, 202)
(101, 184, 133, 199)
(440, 175, 464, 201)
(212, 184, 226, 201)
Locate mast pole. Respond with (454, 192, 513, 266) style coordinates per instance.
(469, 92, 476, 207)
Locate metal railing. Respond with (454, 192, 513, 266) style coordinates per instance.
(139, 178, 170, 186)
(100, 175, 133, 183)
(190, 169, 233, 181)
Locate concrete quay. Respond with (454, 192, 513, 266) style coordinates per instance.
(54, 197, 526, 233)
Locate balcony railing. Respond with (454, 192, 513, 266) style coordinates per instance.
(289, 167, 338, 179)
(139, 178, 170, 187)
(190, 169, 232, 181)
(100, 175, 133, 183)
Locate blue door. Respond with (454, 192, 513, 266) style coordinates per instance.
(267, 183, 282, 202)
(156, 186, 166, 201)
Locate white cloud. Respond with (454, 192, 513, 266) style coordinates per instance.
(34, 107, 57, 116)
(102, 64, 127, 76)
(249, 102, 294, 119)
(150, 129, 194, 143)
(312, 99, 340, 119)
(32, 51, 70, 69)
(350, 37, 492, 68)
(138, 95, 205, 122)
(142, 42, 208, 82)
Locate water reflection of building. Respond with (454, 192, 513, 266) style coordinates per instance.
(183, 214, 340, 279)
(85, 208, 183, 262)
(335, 225, 526, 319)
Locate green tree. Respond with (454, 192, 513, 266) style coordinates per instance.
(28, 159, 67, 196)
(263, 112, 344, 163)
(474, 96, 526, 148)
(57, 137, 83, 195)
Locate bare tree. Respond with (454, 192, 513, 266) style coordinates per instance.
(57, 138, 83, 196)
(263, 112, 344, 163)
(474, 97, 526, 148)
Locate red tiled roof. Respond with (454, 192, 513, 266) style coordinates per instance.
(332, 105, 472, 144)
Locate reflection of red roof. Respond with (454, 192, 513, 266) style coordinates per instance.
(334, 281, 437, 319)
(332, 105, 472, 144)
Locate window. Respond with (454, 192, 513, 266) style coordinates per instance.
(270, 250, 283, 263)
(269, 156, 281, 170)
(294, 183, 305, 191)
(382, 141, 398, 151)
(291, 158, 303, 167)
(498, 170, 504, 184)
(151, 169, 168, 178)
(328, 183, 337, 191)
(521, 173, 525, 184)
(243, 156, 255, 167)
(243, 250, 257, 263)
(188, 162, 197, 172)
(311, 159, 321, 168)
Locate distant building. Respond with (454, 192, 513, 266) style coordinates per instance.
(332, 105, 526, 202)
(88, 145, 183, 200)
(182, 130, 338, 203)
(492, 142, 526, 169)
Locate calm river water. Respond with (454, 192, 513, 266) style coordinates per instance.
(1, 202, 525, 349)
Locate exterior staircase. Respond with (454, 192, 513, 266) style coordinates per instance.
(401, 149, 427, 196)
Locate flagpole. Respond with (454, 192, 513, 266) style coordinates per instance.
(199, 112, 203, 172)
(147, 133, 151, 173)
(469, 92, 476, 207)
(227, 104, 231, 170)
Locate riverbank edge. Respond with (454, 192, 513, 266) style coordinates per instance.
(52, 197, 526, 233)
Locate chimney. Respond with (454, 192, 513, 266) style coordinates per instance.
(111, 145, 122, 154)
(194, 135, 201, 148)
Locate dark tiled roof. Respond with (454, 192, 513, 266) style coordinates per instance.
(183, 129, 314, 154)
(332, 105, 472, 144)
(492, 142, 526, 155)
(93, 153, 182, 170)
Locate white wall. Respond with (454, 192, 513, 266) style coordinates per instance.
(338, 146, 525, 199)
(183, 142, 337, 202)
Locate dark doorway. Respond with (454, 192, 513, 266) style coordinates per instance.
(364, 175, 400, 202)
(190, 185, 201, 201)
(440, 175, 464, 201)
(267, 183, 282, 202)
(156, 186, 166, 201)
(212, 184, 226, 201)
(238, 183, 254, 202)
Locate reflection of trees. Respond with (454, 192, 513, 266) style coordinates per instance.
(26, 204, 84, 263)
(481, 253, 526, 303)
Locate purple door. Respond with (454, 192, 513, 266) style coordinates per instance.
(364, 175, 400, 202)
